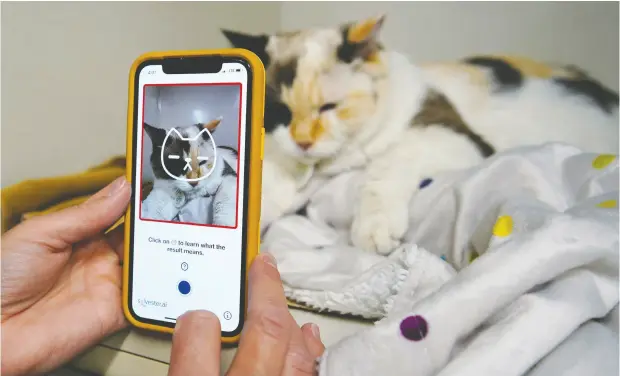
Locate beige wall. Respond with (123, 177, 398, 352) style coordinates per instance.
(281, 1, 619, 89)
(2, 2, 618, 187)
(1, 2, 280, 187)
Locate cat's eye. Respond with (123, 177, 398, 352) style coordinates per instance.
(198, 157, 209, 166)
(318, 102, 337, 113)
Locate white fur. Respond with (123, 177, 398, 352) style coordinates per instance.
(211, 174, 237, 227)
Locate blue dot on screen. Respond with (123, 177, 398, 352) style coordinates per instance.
(178, 281, 191, 295)
(419, 178, 433, 189)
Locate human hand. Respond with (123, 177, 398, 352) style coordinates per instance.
(1, 177, 131, 376)
(168, 253, 326, 376)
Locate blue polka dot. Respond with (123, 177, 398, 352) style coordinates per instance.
(440, 255, 447, 261)
(419, 178, 433, 189)
(178, 280, 191, 295)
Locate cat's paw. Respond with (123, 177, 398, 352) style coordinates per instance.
(350, 203, 408, 255)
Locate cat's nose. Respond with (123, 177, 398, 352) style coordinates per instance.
(189, 181, 199, 187)
(296, 142, 312, 151)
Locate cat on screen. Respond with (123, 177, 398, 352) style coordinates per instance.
(141, 117, 238, 227)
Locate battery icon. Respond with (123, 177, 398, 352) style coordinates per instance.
(235, 69, 241, 72)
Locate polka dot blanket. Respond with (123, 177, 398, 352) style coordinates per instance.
(261, 143, 619, 376)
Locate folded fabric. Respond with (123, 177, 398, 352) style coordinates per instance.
(261, 143, 619, 376)
(1, 157, 126, 234)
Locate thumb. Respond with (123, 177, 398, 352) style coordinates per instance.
(19, 176, 131, 248)
(168, 310, 221, 376)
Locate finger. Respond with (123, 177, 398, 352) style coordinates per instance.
(20, 176, 131, 249)
(168, 310, 221, 376)
(105, 226, 125, 260)
(282, 325, 316, 376)
(301, 323, 325, 360)
(228, 253, 293, 376)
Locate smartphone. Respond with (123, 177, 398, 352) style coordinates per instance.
(122, 49, 265, 343)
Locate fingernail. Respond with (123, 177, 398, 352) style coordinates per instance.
(108, 176, 127, 197)
(310, 323, 321, 340)
(261, 252, 278, 268)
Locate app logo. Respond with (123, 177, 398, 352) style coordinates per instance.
(160, 125, 218, 182)
(136, 298, 168, 308)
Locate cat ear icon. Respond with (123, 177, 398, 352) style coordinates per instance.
(160, 127, 218, 182)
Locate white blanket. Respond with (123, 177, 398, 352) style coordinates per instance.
(261, 143, 619, 376)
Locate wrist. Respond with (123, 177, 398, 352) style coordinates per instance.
(1, 319, 42, 376)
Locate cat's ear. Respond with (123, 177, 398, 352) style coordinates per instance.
(337, 15, 386, 63)
(144, 122, 166, 146)
(347, 15, 385, 44)
(201, 116, 222, 133)
(221, 29, 270, 66)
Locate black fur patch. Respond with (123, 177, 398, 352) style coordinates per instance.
(464, 56, 523, 92)
(221, 160, 237, 178)
(412, 91, 495, 158)
(274, 60, 297, 88)
(336, 26, 382, 64)
(554, 76, 619, 114)
(336, 27, 359, 64)
(218, 145, 239, 156)
(157, 140, 189, 179)
(264, 97, 292, 133)
(144, 123, 190, 179)
(194, 123, 213, 141)
(221, 29, 271, 67)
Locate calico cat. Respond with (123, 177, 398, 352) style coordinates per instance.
(141, 117, 239, 227)
(222, 15, 619, 254)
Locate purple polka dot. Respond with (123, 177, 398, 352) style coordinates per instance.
(419, 178, 433, 189)
(400, 315, 428, 341)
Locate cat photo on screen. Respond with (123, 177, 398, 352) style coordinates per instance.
(139, 84, 241, 229)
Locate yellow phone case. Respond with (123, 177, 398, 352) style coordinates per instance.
(122, 48, 265, 344)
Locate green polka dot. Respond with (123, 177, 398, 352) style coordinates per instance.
(592, 154, 616, 169)
(493, 215, 514, 237)
(468, 250, 479, 264)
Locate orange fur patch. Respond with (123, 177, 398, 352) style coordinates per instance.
(347, 17, 382, 44)
(202, 118, 221, 132)
(283, 69, 328, 145)
(336, 107, 355, 121)
(186, 148, 200, 180)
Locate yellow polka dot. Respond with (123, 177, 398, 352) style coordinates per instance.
(597, 199, 617, 209)
(493, 215, 514, 237)
(592, 154, 616, 169)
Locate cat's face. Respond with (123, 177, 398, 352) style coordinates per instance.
(144, 118, 221, 193)
(222, 16, 387, 164)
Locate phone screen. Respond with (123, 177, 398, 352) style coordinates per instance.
(128, 57, 252, 336)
